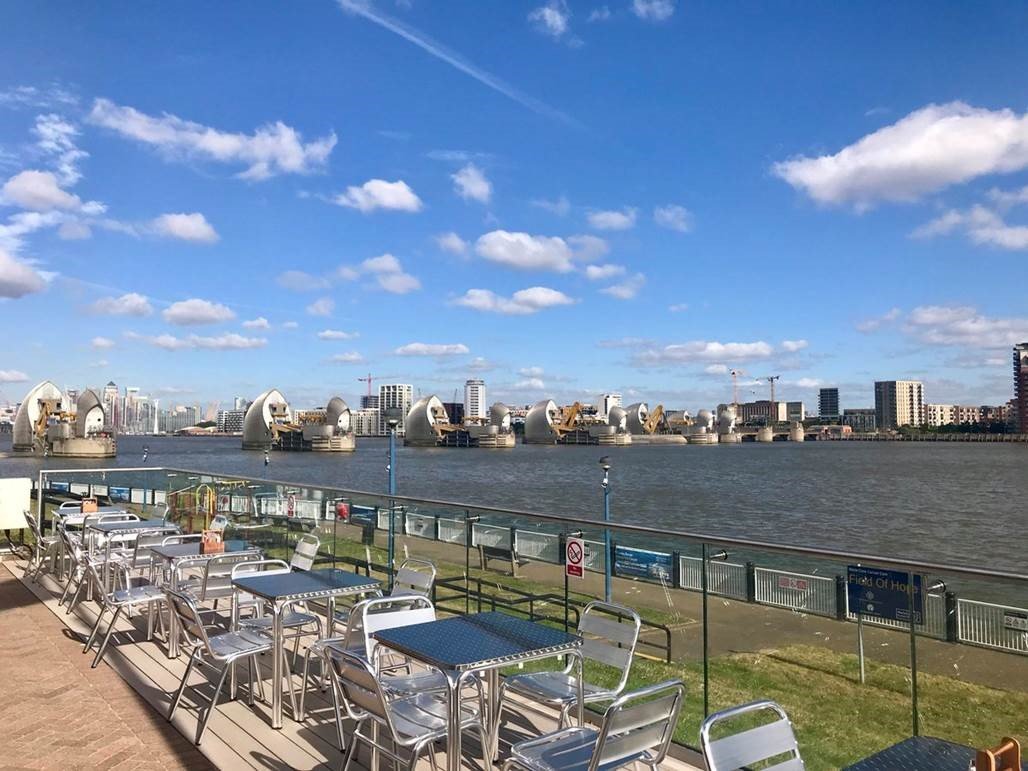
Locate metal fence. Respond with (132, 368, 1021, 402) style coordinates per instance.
(755, 567, 838, 618)
(680, 556, 748, 600)
(958, 598, 1028, 653)
(847, 592, 948, 640)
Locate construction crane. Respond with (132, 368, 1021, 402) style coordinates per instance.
(729, 370, 743, 406)
(767, 375, 780, 404)
(555, 402, 583, 435)
(643, 404, 665, 434)
(357, 373, 374, 399)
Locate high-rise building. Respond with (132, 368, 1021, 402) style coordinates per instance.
(352, 408, 381, 436)
(101, 381, 120, 430)
(1015, 343, 1028, 433)
(818, 388, 839, 420)
(599, 393, 622, 417)
(360, 394, 380, 410)
(216, 409, 246, 433)
(874, 380, 924, 429)
(233, 396, 248, 411)
(464, 379, 487, 421)
(737, 400, 787, 425)
(443, 402, 465, 425)
(378, 384, 413, 435)
(786, 401, 805, 422)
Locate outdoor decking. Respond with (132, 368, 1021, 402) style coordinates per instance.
(3, 561, 701, 770)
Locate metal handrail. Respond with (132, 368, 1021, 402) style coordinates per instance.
(37, 465, 1028, 584)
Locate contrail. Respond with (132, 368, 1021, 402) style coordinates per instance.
(337, 0, 577, 126)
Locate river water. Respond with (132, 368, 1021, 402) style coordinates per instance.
(2, 434, 1026, 573)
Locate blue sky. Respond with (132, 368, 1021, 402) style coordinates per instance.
(2, 0, 1028, 412)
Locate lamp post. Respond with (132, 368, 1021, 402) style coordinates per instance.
(385, 412, 401, 588)
(599, 456, 612, 603)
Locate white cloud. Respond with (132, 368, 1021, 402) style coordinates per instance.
(130, 332, 267, 351)
(773, 102, 1028, 208)
(360, 253, 421, 293)
(704, 364, 729, 375)
(58, 220, 91, 240)
(513, 377, 546, 390)
(451, 163, 492, 204)
(89, 292, 153, 316)
(317, 329, 359, 340)
(519, 366, 545, 377)
(33, 113, 87, 186)
(276, 270, 331, 291)
(600, 272, 646, 299)
(2, 170, 81, 211)
(394, 342, 470, 356)
(632, 0, 675, 21)
(329, 352, 364, 363)
(635, 340, 774, 365)
(90, 336, 115, 349)
(793, 377, 822, 389)
(567, 234, 608, 261)
(151, 212, 219, 243)
(307, 297, 335, 316)
(87, 98, 336, 180)
(856, 307, 901, 333)
(452, 286, 576, 315)
(668, 303, 688, 313)
(334, 179, 423, 213)
(587, 207, 637, 230)
(0, 210, 62, 252)
(781, 339, 809, 352)
(529, 1, 571, 39)
(598, 336, 655, 349)
(987, 185, 1028, 209)
(587, 6, 611, 22)
(282, 320, 299, 329)
(584, 263, 625, 280)
(89, 359, 108, 368)
(912, 205, 1028, 250)
(468, 356, 496, 372)
(475, 230, 575, 272)
(436, 231, 468, 255)
(162, 298, 235, 325)
(0, 246, 47, 298)
(242, 317, 270, 329)
(531, 195, 571, 216)
(0, 84, 78, 110)
(0, 369, 29, 382)
(654, 204, 693, 232)
(905, 305, 1028, 348)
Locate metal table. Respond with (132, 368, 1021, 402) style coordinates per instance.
(231, 568, 380, 729)
(844, 736, 1027, 770)
(373, 611, 584, 771)
(86, 518, 180, 590)
(150, 540, 263, 658)
(51, 506, 127, 579)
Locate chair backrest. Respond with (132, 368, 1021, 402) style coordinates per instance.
(23, 511, 42, 541)
(329, 648, 392, 728)
(98, 512, 140, 523)
(354, 595, 436, 661)
(200, 552, 261, 597)
(58, 501, 80, 511)
(289, 533, 320, 571)
(701, 700, 805, 771)
(230, 558, 290, 579)
(166, 589, 214, 651)
(591, 680, 685, 770)
(577, 600, 642, 693)
(161, 533, 202, 546)
(391, 558, 436, 598)
(132, 532, 166, 568)
(977, 737, 1022, 771)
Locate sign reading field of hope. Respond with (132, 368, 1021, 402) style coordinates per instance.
(847, 565, 925, 624)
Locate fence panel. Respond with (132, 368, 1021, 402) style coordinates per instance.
(679, 556, 748, 600)
(472, 523, 512, 549)
(583, 539, 606, 572)
(437, 518, 466, 544)
(69, 482, 90, 496)
(756, 567, 837, 618)
(514, 530, 561, 563)
(958, 599, 1028, 655)
(405, 512, 436, 540)
(846, 592, 948, 639)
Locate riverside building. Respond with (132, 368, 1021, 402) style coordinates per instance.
(874, 380, 924, 429)
(378, 383, 413, 435)
(464, 379, 486, 421)
(818, 388, 839, 420)
(1016, 342, 1028, 433)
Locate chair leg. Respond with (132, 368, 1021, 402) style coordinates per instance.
(281, 647, 298, 719)
(92, 606, 123, 668)
(66, 575, 86, 613)
(196, 662, 231, 745)
(341, 725, 362, 771)
(169, 648, 199, 721)
(331, 674, 346, 751)
(59, 572, 76, 606)
(84, 606, 107, 652)
(298, 646, 313, 721)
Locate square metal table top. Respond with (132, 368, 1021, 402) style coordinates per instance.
(86, 518, 178, 534)
(56, 505, 126, 518)
(232, 568, 380, 603)
(372, 611, 583, 672)
(149, 540, 259, 562)
(843, 736, 1027, 770)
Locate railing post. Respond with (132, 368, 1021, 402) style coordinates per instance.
(608, 538, 617, 580)
(945, 591, 960, 643)
(835, 574, 847, 621)
(746, 561, 757, 602)
(671, 550, 682, 589)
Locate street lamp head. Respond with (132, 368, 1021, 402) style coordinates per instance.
(598, 455, 611, 472)
(386, 418, 399, 429)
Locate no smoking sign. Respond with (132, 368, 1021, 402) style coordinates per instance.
(565, 536, 585, 578)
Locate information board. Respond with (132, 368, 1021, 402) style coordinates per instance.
(847, 565, 924, 624)
(615, 546, 673, 582)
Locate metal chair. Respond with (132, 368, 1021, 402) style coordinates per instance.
(502, 679, 684, 771)
(493, 600, 642, 754)
(81, 558, 166, 667)
(700, 700, 805, 771)
(289, 533, 320, 571)
(23, 511, 61, 583)
(332, 647, 487, 771)
(165, 589, 273, 745)
(333, 557, 437, 627)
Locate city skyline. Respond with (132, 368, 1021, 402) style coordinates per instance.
(3, 3, 1028, 412)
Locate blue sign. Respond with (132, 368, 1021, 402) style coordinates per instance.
(614, 546, 673, 582)
(109, 486, 130, 502)
(51, 482, 69, 492)
(348, 505, 378, 526)
(847, 566, 924, 624)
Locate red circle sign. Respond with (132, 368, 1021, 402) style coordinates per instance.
(567, 541, 583, 564)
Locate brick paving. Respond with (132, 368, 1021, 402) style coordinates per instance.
(0, 565, 213, 771)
